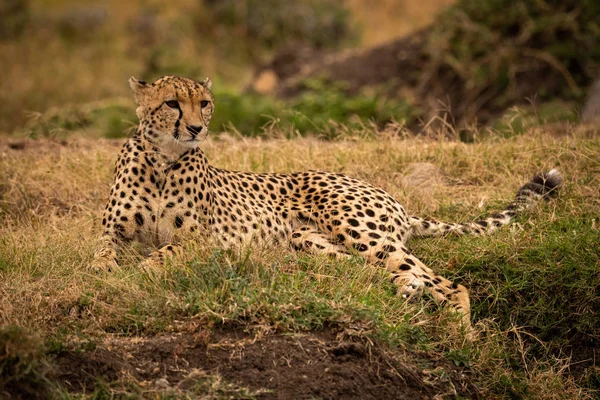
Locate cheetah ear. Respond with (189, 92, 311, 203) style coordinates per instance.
(129, 76, 149, 104)
(201, 77, 212, 90)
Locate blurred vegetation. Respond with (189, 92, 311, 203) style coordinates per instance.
(490, 100, 579, 137)
(204, 0, 357, 50)
(425, 0, 600, 120)
(0, 0, 29, 39)
(23, 81, 416, 139)
(1, 0, 598, 137)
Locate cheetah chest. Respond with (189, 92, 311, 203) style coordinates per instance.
(139, 161, 208, 246)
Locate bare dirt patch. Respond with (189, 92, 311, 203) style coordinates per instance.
(51, 328, 480, 399)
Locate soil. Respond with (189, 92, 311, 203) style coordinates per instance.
(559, 333, 600, 390)
(48, 327, 480, 399)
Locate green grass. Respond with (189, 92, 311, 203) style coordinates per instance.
(1, 128, 599, 397)
(19, 81, 417, 139)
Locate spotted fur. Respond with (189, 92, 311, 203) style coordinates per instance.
(92, 75, 563, 328)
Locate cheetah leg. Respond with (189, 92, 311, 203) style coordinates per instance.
(90, 235, 119, 272)
(139, 243, 184, 275)
(289, 226, 350, 259)
(289, 227, 471, 327)
(375, 251, 471, 327)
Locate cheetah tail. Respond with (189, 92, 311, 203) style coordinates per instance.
(409, 169, 563, 238)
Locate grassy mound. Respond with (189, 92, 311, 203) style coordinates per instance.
(1, 127, 598, 397)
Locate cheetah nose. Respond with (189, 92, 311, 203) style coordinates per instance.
(186, 125, 203, 136)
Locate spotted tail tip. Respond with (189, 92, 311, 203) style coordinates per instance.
(518, 168, 563, 200)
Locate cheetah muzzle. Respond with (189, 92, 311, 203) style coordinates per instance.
(91, 75, 563, 331)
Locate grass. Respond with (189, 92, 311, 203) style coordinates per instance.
(18, 80, 417, 139)
(1, 1, 599, 397)
(1, 124, 599, 398)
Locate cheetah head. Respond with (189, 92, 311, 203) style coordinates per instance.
(129, 75, 214, 155)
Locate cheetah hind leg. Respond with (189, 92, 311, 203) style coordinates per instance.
(371, 250, 471, 328)
(288, 227, 471, 329)
(289, 226, 350, 259)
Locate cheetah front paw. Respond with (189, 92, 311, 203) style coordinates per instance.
(88, 257, 118, 273)
(139, 257, 166, 277)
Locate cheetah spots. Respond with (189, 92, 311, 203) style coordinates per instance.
(174, 215, 184, 229)
(347, 218, 359, 227)
(131, 212, 143, 226)
(353, 243, 368, 252)
(346, 229, 361, 239)
(399, 263, 412, 271)
(113, 223, 124, 232)
(382, 245, 396, 253)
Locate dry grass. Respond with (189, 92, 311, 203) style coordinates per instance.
(1, 124, 599, 397)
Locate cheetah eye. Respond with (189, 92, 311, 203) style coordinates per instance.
(200, 100, 209, 108)
(165, 100, 179, 109)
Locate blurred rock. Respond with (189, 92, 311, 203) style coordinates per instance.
(248, 46, 323, 94)
(402, 163, 445, 189)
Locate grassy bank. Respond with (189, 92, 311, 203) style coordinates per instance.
(1, 125, 598, 398)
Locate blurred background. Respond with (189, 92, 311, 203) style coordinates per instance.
(1, 0, 598, 139)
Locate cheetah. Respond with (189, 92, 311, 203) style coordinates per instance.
(92, 75, 562, 327)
